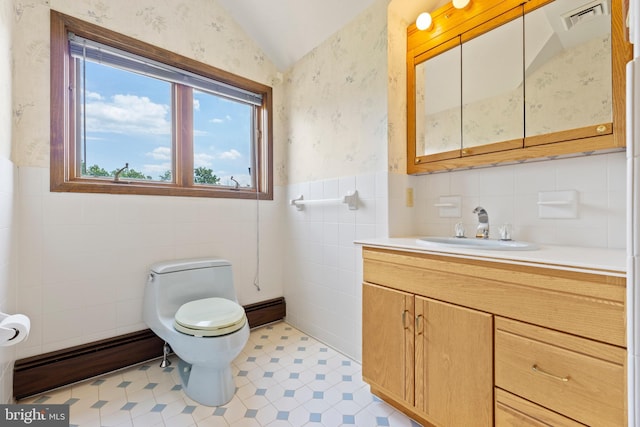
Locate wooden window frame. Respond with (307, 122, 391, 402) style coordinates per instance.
(50, 10, 273, 200)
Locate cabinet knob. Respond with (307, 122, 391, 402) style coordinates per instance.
(462, 149, 470, 155)
(596, 124, 607, 133)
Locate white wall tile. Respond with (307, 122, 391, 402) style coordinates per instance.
(556, 155, 608, 193)
(514, 160, 556, 194)
(374, 171, 388, 199)
(355, 173, 376, 200)
(323, 179, 339, 199)
(14, 178, 286, 359)
(323, 222, 339, 246)
(0, 155, 19, 404)
(414, 153, 626, 248)
(18, 167, 43, 197)
(283, 172, 389, 361)
(478, 166, 515, 197)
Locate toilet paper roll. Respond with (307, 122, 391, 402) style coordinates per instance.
(0, 314, 30, 347)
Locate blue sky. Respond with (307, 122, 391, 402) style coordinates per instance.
(82, 61, 253, 186)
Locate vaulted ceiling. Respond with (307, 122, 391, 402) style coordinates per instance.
(217, 0, 449, 71)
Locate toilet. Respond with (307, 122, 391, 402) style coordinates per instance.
(142, 258, 249, 406)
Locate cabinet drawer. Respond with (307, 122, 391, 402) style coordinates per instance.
(495, 389, 585, 426)
(495, 317, 626, 426)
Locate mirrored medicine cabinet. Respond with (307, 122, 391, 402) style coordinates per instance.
(407, 0, 632, 174)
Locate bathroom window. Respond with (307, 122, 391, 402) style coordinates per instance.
(50, 11, 273, 200)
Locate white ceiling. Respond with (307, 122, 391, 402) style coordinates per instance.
(217, 0, 448, 71)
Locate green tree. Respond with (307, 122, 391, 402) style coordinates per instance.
(194, 167, 220, 185)
(159, 170, 172, 181)
(111, 167, 152, 180)
(86, 164, 110, 177)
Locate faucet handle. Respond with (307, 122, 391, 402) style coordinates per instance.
(499, 224, 512, 241)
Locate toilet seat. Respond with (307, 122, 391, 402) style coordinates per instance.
(174, 297, 246, 337)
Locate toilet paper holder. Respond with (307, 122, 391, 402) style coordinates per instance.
(0, 312, 30, 346)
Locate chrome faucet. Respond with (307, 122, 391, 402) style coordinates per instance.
(473, 206, 489, 239)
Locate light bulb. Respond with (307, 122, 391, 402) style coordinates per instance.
(452, 0, 471, 9)
(416, 12, 433, 31)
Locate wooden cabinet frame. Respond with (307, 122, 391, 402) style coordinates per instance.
(407, 0, 633, 174)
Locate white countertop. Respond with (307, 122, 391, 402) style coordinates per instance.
(355, 237, 627, 277)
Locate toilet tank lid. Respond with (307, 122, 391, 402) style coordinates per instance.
(150, 258, 231, 274)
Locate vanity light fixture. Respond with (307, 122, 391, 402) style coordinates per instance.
(416, 0, 472, 31)
(416, 12, 433, 30)
(452, 0, 471, 9)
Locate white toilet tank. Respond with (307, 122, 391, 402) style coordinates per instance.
(147, 258, 239, 315)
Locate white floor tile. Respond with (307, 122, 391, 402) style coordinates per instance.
(18, 322, 421, 427)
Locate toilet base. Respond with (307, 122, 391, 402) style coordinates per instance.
(177, 359, 236, 406)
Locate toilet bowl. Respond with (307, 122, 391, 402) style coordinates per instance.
(142, 258, 249, 406)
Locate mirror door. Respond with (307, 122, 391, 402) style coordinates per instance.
(415, 41, 462, 159)
(524, 0, 613, 146)
(461, 14, 524, 156)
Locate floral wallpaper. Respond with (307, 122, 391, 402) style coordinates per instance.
(12, 0, 286, 185)
(386, 2, 408, 174)
(415, 33, 611, 155)
(283, 0, 389, 184)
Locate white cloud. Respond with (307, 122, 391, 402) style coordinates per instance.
(85, 94, 171, 135)
(219, 149, 242, 160)
(193, 99, 200, 111)
(142, 162, 172, 176)
(209, 114, 232, 124)
(194, 152, 215, 168)
(86, 91, 103, 101)
(146, 146, 171, 161)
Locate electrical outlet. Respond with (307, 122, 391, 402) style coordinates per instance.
(406, 188, 414, 207)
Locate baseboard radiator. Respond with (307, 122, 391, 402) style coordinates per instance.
(13, 297, 286, 400)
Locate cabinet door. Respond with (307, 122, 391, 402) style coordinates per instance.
(415, 39, 462, 161)
(414, 297, 493, 426)
(362, 283, 414, 405)
(524, 0, 612, 146)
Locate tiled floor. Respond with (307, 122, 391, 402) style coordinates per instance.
(19, 322, 421, 426)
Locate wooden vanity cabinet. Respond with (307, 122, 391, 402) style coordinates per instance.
(361, 246, 627, 427)
(362, 285, 493, 427)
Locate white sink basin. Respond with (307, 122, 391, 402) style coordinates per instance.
(416, 237, 538, 251)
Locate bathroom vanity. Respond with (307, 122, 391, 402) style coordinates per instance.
(359, 239, 626, 426)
